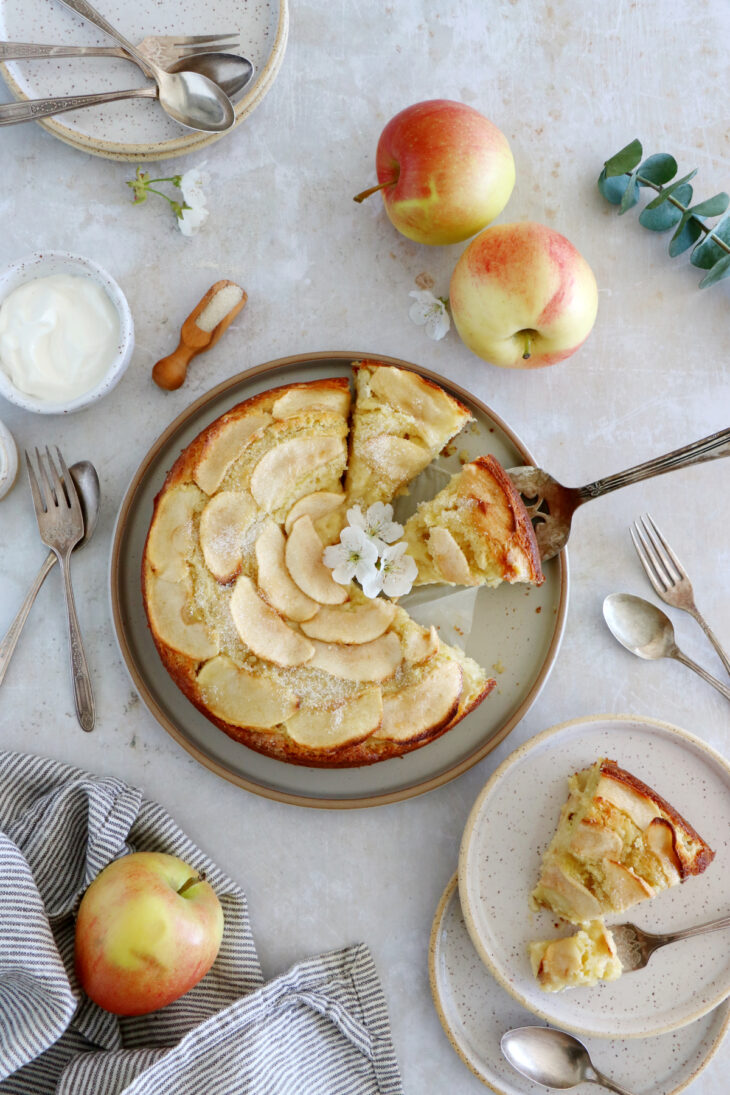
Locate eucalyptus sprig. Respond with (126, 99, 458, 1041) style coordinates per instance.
(598, 139, 730, 288)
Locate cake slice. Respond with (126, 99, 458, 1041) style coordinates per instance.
(529, 920, 622, 993)
(531, 759, 714, 925)
(344, 361, 473, 508)
(402, 455, 543, 587)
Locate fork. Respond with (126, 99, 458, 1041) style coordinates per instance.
(611, 912, 730, 973)
(0, 34, 240, 73)
(508, 426, 730, 562)
(631, 514, 730, 676)
(25, 448, 94, 733)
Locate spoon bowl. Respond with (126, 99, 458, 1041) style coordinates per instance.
(71, 461, 101, 548)
(168, 52, 255, 101)
(501, 1026, 635, 1095)
(156, 68, 235, 132)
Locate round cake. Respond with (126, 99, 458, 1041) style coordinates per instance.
(142, 361, 542, 767)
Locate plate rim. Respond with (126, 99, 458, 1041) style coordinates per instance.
(0, 0, 288, 161)
(457, 712, 730, 1038)
(109, 349, 568, 809)
(429, 872, 730, 1095)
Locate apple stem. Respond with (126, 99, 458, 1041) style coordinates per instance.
(353, 181, 390, 204)
(522, 333, 532, 360)
(178, 874, 202, 896)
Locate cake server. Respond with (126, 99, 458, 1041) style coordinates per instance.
(501, 1026, 636, 1094)
(508, 426, 730, 561)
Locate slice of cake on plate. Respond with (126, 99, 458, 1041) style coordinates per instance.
(402, 455, 543, 587)
(529, 920, 622, 993)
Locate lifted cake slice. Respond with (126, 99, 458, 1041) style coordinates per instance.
(402, 455, 543, 587)
(531, 758, 714, 925)
(529, 920, 622, 993)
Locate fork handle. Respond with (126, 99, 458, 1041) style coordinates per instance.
(671, 649, 730, 701)
(0, 41, 129, 61)
(688, 606, 730, 676)
(0, 87, 157, 125)
(577, 427, 730, 501)
(54, 0, 154, 74)
(0, 551, 56, 686)
(57, 549, 95, 732)
(660, 911, 730, 945)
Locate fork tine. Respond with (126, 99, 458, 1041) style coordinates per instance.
(45, 446, 66, 506)
(630, 525, 666, 595)
(24, 450, 45, 515)
(55, 446, 81, 516)
(36, 447, 57, 510)
(170, 34, 240, 46)
(644, 513, 685, 582)
(639, 514, 676, 587)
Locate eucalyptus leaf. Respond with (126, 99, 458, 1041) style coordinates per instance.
(637, 153, 677, 186)
(638, 201, 683, 232)
(604, 139, 643, 178)
(690, 213, 730, 268)
(668, 215, 704, 257)
(598, 169, 633, 205)
(645, 170, 698, 209)
(619, 171, 640, 214)
(699, 252, 730, 288)
(688, 192, 730, 218)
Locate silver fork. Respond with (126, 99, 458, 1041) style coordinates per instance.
(25, 448, 94, 733)
(0, 34, 240, 72)
(631, 514, 730, 676)
(612, 913, 730, 973)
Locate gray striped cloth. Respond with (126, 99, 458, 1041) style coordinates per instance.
(0, 751, 402, 1095)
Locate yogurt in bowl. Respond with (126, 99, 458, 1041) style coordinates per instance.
(0, 252, 134, 414)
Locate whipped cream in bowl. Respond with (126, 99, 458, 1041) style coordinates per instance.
(0, 252, 134, 414)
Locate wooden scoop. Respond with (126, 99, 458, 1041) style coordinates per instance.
(152, 280, 247, 390)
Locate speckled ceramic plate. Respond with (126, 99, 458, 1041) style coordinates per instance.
(0, 0, 287, 160)
(110, 351, 568, 809)
(430, 874, 730, 1095)
(458, 714, 730, 1038)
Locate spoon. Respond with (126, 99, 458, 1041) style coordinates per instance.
(55, 0, 234, 132)
(167, 53, 254, 100)
(0, 461, 100, 687)
(603, 593, 730, 701)
(501, 1026, 636, 1095)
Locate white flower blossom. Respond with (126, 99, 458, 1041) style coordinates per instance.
(178, 163, 211, 236)
(408, 289, 451, 341)
(378, 541, 418, 598)
(323, 526, 379, 587)
(346, 502, 403, 551)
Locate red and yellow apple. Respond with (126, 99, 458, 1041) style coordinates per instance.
(449, 221, 598, 368)
(75, 851, 224, 1016)
(354, 99, 515, 245)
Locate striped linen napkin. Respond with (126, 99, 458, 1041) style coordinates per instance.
(0, 751, 402, 1095)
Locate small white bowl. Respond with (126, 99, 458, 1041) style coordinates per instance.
(0, 251, 135, 415)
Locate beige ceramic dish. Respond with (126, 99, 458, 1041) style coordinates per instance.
(109, 351, 568, 809)
(458, 714, 730, 1039)
(429, 873, 730, 1095)
(0, 0, 288, 161)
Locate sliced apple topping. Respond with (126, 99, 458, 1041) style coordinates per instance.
(367, 367, 470, 448)
(428, 527, 475, 585)
(301, 598, 396, 643)
(199, 490, 258, 583)
(229, 576, 314, 667)
(403, 624, 439, 665)
(360, 435, 426, 487)
(146, 575, 218, 660)
(284, 491, 344, 534)
(308, 632, 402, 682)
(285, 688, 382, 749)
(285, 515, 348, 605)
(250, 436, 345, 514)
(146, 483, 202, 582)
(193, 412, 272, 494)
(271, 386, 350, 419)
(373, 659, 462, 742)
(255, 520, 319, 623)
(197, 655, 298, 729)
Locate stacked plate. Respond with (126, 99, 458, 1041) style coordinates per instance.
(0, 0, 288, 159)
(431, 714, 730, 1093)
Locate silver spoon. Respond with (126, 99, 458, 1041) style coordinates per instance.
(55, 0, 234, 132)
(501, 1026, 636, 1095)
(167, 53, 254, 100)
(0, 461, 100, 687)
(603, 593, 730, 701)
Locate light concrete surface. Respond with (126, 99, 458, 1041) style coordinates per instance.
(0, 1, 728, 1090)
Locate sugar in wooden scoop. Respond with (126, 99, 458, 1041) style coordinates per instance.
(152, 280, 247, 390)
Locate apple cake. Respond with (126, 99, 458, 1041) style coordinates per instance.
(528, 920, 622, 993)
(142, 362, 542, 767)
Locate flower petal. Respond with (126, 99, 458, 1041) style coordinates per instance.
(359, 565, 384, 600)
(346, 504, 366, 530)
(424, 306, 451, 341)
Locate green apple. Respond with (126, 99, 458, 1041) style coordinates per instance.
(354, 99, 515, 245)
(449, 221, 599, 367)
(75, 851, 223, 1016)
